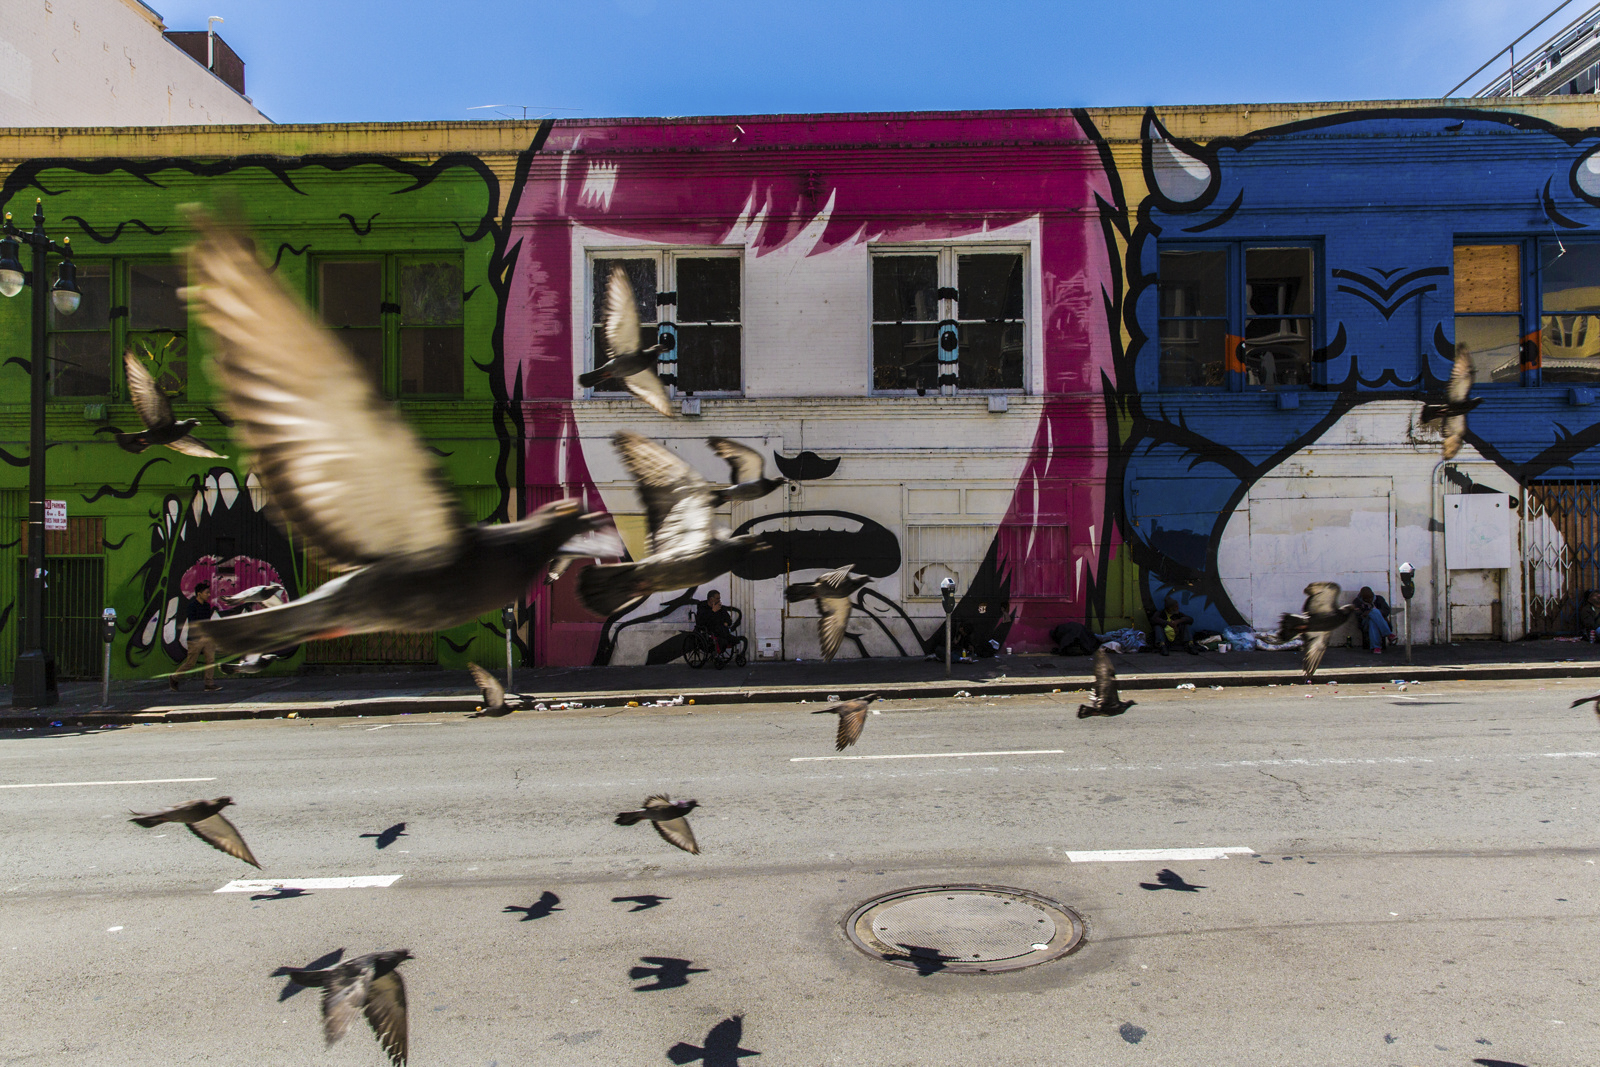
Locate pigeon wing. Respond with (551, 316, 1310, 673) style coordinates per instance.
(166, 434, 227, 459)
(814, 564, 858, 596)
(708, 437, 765, 486)
(652, 815, 700, 855)
(320, 965, 370, 1047)
(604, 265, 644, 359)
(187, 812, 261, 868)
(834, 700, 870, 751)
(1302, 582, 1342, 616)
(1302, 631, 1331, 679)
(1442, 415, 1465, 460)
(123, 351, 175, 431)
(1447, 346, 1474, 404)
(1092, 647, 1118, 707)
(622, 368, 674, 418)
(363, 969, 408, 1067)
(817, 597, 853, 662)
(185, 211, 467, 569)
(612, 432, 714, 555)
(467, 662, 505, 709)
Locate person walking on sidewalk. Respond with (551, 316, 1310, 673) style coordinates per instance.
(1150, 596, 1199, 656)
(1354, 586, 1394, 654)
(172, 581, 221, 691)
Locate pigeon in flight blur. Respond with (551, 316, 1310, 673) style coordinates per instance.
(578, 432, 772, 617)
(814, 693, 878, 750)
(1277, 581, 1355, 680)
(1077, 648, 1135, 718)
(466, 662, 518, 717)
(615, 794, 700, 854)
(1420, 344, 1483, 460)
(785, 565, 872, 661)
(283, 949, 411, 1067)
(216, 581, 286, 610)
(577, 265, 674, 417)
(1570, 692, 1600, 721)
(707, 437, 788, 504)
(129, 796, 260, 868)
(107, 350, 225, 457)
(181, 211, 620, 657)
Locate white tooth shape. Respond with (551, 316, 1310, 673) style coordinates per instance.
(1148, 118, 1214, 204)
(190, 491, 203, 528)
(141, 612, 160, 646)
(203, 474, 219, 516)
(161, 597, 179, 645)
(245, 472, 267, 513)
(166, 499, 180, 535)
(217, 470, 238, 510)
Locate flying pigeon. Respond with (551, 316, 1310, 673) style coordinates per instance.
(181, 211, 621, 657)
(814, 693, 878, 750)
(216, 581, 286, 610)
(577, 265, 674, 417)
(707, 437, 788, 504)
(282, 949, 411, 1067)
(785, 564, 873, 661)
(578, 432, 772, 617)
(1077, 648, 1135, 718)
(1569, 693, 1600, 720)
(106, 350, 225, 457)
(1420, 344, 1483, 460)
(615, 794, 700, 854)
(1277, 581, 1356, 680)
(129, 796, 260, 868)
(466, 662, 517, 717)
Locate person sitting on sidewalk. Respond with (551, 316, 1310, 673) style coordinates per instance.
(172, 581, 221, 692)
(1581, 590, 1600, 642)
(1150, 596, 1199, 656)
(1354, 586, 1394, 653)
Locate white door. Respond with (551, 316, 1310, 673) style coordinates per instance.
(1244, 477, 1395, 631)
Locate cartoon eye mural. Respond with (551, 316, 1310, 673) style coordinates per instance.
(1142, 110, 1221, 212)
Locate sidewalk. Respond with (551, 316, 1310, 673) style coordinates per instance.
(5, 638, 1600, 730)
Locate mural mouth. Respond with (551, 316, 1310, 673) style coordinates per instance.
(730, 509, 901, 581)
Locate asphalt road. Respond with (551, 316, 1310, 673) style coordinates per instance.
(2, 677, 1598, 1066)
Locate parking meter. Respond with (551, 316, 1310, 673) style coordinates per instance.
(1398, 562, 1415, 601)
(940, 577, 956, 677)
(101, 606, 117, 643)
(501, 604, 516, 691)
(98, 607, 116, 708)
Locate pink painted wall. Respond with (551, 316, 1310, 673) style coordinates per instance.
(501, 111, 1120, 663)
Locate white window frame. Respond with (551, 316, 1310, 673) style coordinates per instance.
(869, 242, 1030, 396)
(583, 247, 744, 398)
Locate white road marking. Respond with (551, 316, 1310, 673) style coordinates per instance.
(337, 722, 446, 731)
(1067, 847, 1255, 863)
(0, 777, 217, 790)
(106, 926, 123, 932)
(790, 749, 1066, 763)
(215, 876, 401, 893)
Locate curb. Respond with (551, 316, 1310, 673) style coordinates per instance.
(3, 657, 1598, 730)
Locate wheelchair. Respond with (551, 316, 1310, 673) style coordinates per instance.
(682, 603, 747, 669)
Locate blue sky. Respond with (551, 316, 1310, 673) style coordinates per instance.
(150, 0, 1564, 124)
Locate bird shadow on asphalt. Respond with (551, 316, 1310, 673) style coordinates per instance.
(667, 1014, 759, 1065)
(612, 894, 670, 911)
(251, 887, 311, 902)
(1139, 868, 1204, 892)
(271, 947, 343, 1001)
(358, 822, 407, 849)
(504, 891, 562, 921)
(1474, 1059, 1532, 1067)
(889, 944, 957, 977)
(630, 956, 708, 991)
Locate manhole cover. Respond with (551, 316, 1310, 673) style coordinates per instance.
(844, 884, 1085, 974)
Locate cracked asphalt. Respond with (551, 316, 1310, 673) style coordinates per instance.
(1, 677, 1597, 1065)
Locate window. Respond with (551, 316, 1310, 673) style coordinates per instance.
(587, 251, 741, 395)
(45, 259, 187, 398)
(1538, 240, 1600, 383)
(1157, 243, 1318, 389)
(1455, 244, 1525, 382)
(315, 254, 463, 396)
(872, 248, 1025, 392)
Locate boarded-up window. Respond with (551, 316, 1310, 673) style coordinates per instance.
(1455, 245, 1520, 312)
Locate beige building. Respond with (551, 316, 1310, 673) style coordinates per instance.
(0, 0, 268, 126)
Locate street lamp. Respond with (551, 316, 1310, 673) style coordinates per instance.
(2, 198, 80, 707)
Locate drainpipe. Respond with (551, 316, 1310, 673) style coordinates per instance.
(207, 16, 224, 71)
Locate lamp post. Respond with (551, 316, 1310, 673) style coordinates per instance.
(1, 199, 82, 707)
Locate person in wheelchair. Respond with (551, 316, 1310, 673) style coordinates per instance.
(696, 590, 735, 651)
(686, 590, 747, 668)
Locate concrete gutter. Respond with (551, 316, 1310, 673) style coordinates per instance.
(3, 656, 1598, 730)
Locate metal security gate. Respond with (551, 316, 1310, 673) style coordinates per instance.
(1522, 479, 1600, 635)
(15, 556, 105, 679)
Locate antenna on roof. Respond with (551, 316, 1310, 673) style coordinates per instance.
(467, 104, 582, 120)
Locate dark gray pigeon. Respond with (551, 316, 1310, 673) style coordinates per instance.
(1277, 581, 1356, 680)
(615, 794, 700, 854)
(577, 265, 674, 417)
(707, 437, 788, 504)
(785, 565, 872, 661)
(129, 796, 260, 868)
(814, 693, 878, 750)
(1077, 648, 1135, 718)
(283, 949, 411, 1066)
(110, 349, 225, 457)
(1570, 693, 1600, 721)
(182, 212, 622, 657)
(1420, 344, 1482, 460)
(578, 432, 772, 617)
